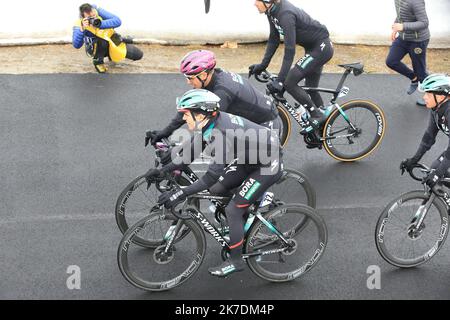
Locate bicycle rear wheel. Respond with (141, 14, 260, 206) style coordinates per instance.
(245, 204, 327, 282)
(375, 190, 449, 268)
(323, 100, 385, 162)
(277, 104, 291, 147)
(117, 213, 206, 291)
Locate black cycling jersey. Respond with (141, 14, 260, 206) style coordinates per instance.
(414, 99, 450, 177)
(162, 111, 282, 194)
(262, 0, 330, 82)
(159, 69, 279, 137)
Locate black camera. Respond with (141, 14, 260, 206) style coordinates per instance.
(87, 17, 101, 27)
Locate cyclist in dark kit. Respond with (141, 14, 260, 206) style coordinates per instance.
(401, 74, 450, 187)
(146, 50, 283, 146)
(249, 0, 334, 129)
(145, 89, 283, 277)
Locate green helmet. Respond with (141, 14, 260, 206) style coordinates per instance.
(176, 89, 220, 114)
(419, 74, 450, 95)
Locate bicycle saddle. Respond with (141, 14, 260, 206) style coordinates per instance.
(338, 63, 364, 76)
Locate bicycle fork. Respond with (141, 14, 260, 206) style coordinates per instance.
(408, 193, 436, 239)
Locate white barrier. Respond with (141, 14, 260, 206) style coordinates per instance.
(0, 0, 448, 47)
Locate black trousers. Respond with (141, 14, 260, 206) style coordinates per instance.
(209, 162, 283, 260)
(284, 38, 334, 112)
(93, 37, 143, 64)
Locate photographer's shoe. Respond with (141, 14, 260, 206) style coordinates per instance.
(94, 63, 108, 73)
(208, 259, 244, 278)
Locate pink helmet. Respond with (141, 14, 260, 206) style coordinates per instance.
(180, 50, 216, 75)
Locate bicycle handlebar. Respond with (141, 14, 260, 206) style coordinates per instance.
(254, 70, 275, 83)
(408, 163, 430, 182)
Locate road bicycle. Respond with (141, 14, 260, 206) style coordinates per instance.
(254, 63, 386, 162)
(115, 138, 316, 247)
(375, 163, 449, 268)
(117, 177, 327, 291)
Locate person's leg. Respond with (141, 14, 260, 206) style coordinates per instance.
(93, 38, 109, 73)
(305, 65, 324, 108)
(408, 39, 429, 83)
(284, 39, 333, 127)
(125, 43, 144, 61)
(408, 39, 429, 105)
(208, 163, 283, 277)
(386, 38, 415, 81)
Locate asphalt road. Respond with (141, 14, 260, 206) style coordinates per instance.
(0, 73, 449, 300)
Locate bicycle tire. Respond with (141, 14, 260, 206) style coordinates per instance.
(115, 173, 191, 247)
(117, 214, 206, 291)
(245, 204, 327, 282)
(323, 100, 386, 162)
(277, 104, 291, 147)
(375, 190, 449, 268)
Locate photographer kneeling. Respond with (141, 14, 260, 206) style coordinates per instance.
(72, 3, 143, 73)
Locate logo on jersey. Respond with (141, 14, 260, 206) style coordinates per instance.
(414, 47, 423, 55)
(239, 178, 261, 200)
(230, 72, 244, 84)
(270, 17, 284, 35)
(320, 42, 326, 51)
(229, 115, 245, 127)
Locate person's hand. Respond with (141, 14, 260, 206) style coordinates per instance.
(81, 18, 89, 30)
(158, 189, 187, 209)
(145, 130, 166, 147)
(144, 168, 164, 189)
(423, 171, 440, 189)
(400, 157, 419, 174)
(248, 64, 267, 78)
(391, 30, 398, 41)
(392, 23, 404, 33)
(267, 78, 284, 94)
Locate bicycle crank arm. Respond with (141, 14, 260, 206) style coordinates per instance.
(321, 133, 357, 141)
(242, 247, 287, 259)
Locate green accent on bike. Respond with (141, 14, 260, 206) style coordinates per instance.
(336, 105, 350, 122)
(244, 181, 261, 200)
(257, 213, 280, 235)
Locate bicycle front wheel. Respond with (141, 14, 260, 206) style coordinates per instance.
(375, 190, 449, 268)
(323, 100, 386, 162)
(245, 204, 327, 282)
(115, 174, 191, 247)
(117, 213, 206, 291)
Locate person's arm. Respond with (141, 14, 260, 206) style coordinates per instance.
(276, 12, 297, 83)
(413, 113, 439, 160)
(160, 132, 203, 173)
(96, 6, 122, 29)
(403, 0, 429, 32)
(213, 86, 234, 113)
(433, 111, 450, 178)
(72, 22, 84, 49)
(261, 16, 281, 68)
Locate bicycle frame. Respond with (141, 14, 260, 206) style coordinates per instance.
(261, 70, 356, 142)
(160, 192, 293, 260)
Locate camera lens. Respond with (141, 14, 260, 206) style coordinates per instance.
(92, 19, 101, 27)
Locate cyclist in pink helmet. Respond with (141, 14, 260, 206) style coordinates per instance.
(146, 49, 284, 148)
